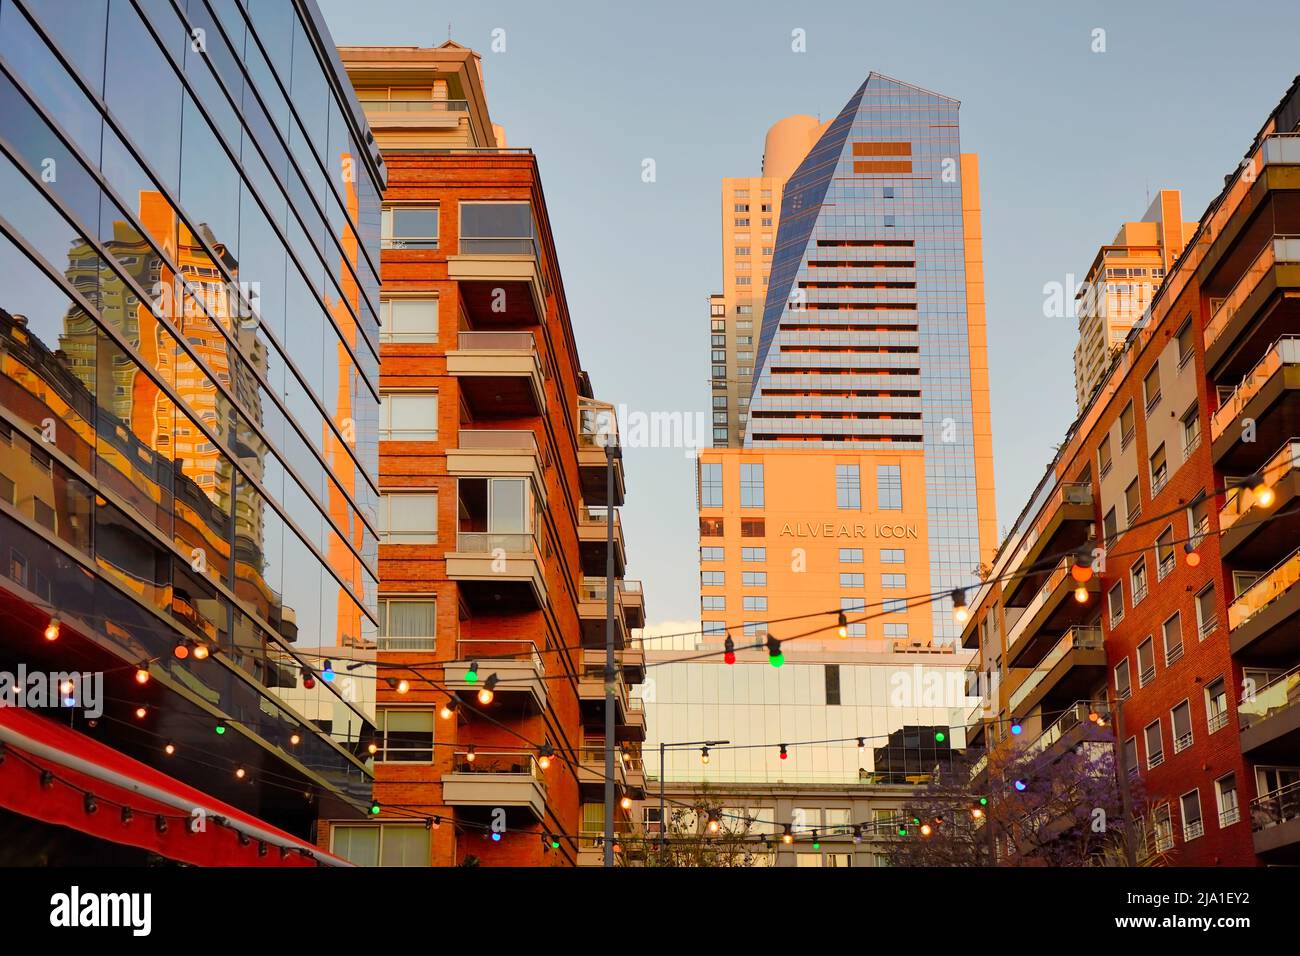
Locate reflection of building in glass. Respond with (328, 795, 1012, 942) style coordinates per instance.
(0, 0, 384, 863)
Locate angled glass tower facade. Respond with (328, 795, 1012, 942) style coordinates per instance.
(744, 73, 996, 645)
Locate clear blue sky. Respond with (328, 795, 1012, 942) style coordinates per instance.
(319, 0, 1300, 624)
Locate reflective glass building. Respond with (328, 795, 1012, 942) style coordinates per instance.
(0, 0, 385, 861)
(744, 72, 997, 645)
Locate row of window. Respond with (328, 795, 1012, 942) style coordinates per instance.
(379, 201, 536, 255)
(1112, 586, 1217, 695)
(698, 462, 904, 510)
(700, 547, 905, 564)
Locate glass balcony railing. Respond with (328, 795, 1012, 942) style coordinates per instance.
(1205, 237, 1300, 350)
(449, 750, 545, 780)
(360, 98, 469, 113)
(1211, 336, 1300, 441)
(455, 331, 536, 351)
(1221, 439, 1300, 532)
(1252, 779, 1300, 833)
(1239, 663, 1300, 732)
(578, 397, 619, 448)
(455, 531, 537, 554)
(1005, 554, 1075, 655)
(456, 428, 538, 452)
(1229, 546, 1300, 631)
(1008, 626, 1103, 713)
(1022, 700, 1108, 761)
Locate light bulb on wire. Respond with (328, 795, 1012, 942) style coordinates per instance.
(723, 635, 736, 665)
(44, 618, 60, 641)
(837, 611, 849, 639)
(951, 588, 969, 624)
(1183, 541, 1201, 567)
(477, 674, 499, 705)
(766, 634, 784, 668)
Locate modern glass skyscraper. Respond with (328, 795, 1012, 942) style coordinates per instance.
(0, 0, 385, 861)
(743, 72, 997, 646)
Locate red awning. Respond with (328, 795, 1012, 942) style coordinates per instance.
(0, 707, 352, 867)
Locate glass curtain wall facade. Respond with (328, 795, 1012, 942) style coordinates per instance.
(0, 0, 384, 814)
(746, 73, 991, 645)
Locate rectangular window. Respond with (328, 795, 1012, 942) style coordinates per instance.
(1104, 507, 1118, 547)
(839, 548, 864, 563)
(1195, 585, 1217, 639)
(1143, 364, 1162, 414)
(1171, 700, 1193, 753)
(1154, 805, 1173, 852)
(1162, 611, 1183, 666)
(700, 546, 724, 562)
(881, 573, 905, 589)
(1098, 434, 1112, 477)
(1125, 479, 1141, 524)
(377, 598, 437, 651)
(702, 621, 725, 636)
(332, 824, 429, 867)
(1123, 737, 1139, 778)
(742, 547, 766, 562)
(1205, 677, 1228, 734)
(740, 519, 765, 537)
(377, 708, 434, 762)
(879, 548, 904, 564)
(1182, 403, 1201, 457)
(1137, 636, 1156, 687)
(1180, 789, 1203, 841)
(379, 492, 438, 544)
(825, 665, 841, 705)
(1108, 581, 1125, 627)
(700, 463, 723, 508)
(381, 297, 439, 342)
(840, 573, 864, 588)
(1176, 318, 1194, 368)
(1150, 443, 1168, 495)
(1145, 720, 1164, 769)
(743, 596, 767, 612)
(1115, 658, 1132, 700)
(459, 201, 536, 255)
(1120, 401, 1135, 447)
(1215, 773, 1240, 827)
(743, 622, 767, 637)
(701, 596, 725, 611)
(701, 571, 724, 587)
(382, 206, 439, 249)
(884, 622, 909, 639)
(836, 464, 861, 509)
(876, 465, 902, 510)
(700, 517, 724, 537)
(381, 393, 438, 440)
(1155, 527, 1175, 581)
(742, 571, 768, 587)
(883, 599, 907, 614)
(740, 463, 765, 508)
(1131, 558, 1148, 605)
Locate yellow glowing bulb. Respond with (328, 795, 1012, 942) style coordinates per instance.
(953, 606, 969, 624)
(1255, 483, 1276, 508)
(192, 643, 210, 661)
(44, 620, 60, 642)
(290, 733, 301, 746)
(620, 796, 632, 810)
(920, 823, 933, 836)
(135, 706, 147, 719)
(367, 742, 378, 755)
(477, 688, 494, 705)
(135, 667, 150, 685)
(539, 755, 551, 770)
(235, 766, 246, 779)
(396, 679, 410, 695)
(1074, 585, 1089, 604)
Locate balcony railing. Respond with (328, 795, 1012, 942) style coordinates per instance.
(1005, 554, 1075, 655)
(455, 331, 536, 351)
(1211, 336, 1300, 441)
(455, 639, 545, 674)
(1183, 819, 1204, 841)
(1238, 662, 1300, 732)
(1229, 546, 1300, 631)
(450, 750, 544, 779)
(1022, 700, 1106, 761)
(455, 531, 537, 554)
(1008, 626, 1103, 713)
(456, 428, 539, 452)
(360, 98, 469, 113)
(1204, 237, 1300, 351)
(1221, 438, 1300, 533)
(1252, 779, 1300, 833)
(1220, 805, 1241, 827)
(578, 397, 619, 448)
(1208, 710, 1229, 734)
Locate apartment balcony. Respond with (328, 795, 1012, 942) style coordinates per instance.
(1197, 133, 1300, 288)
(441, 751, 548, 822)
(619, 644, 646, 683)
(443, 639, 547, 714)
(1021, 701, 1113, 765)
(1252, 780, 1300, 863)
(446, 428, 546, 500)
(1210, 336, 1300, 471)
(1003, 555, 1101, 668)
(1204, 237, 1300, 380)
(1007, 626, 1106, 717)
(577, 578, 629, 649)
(576, 743, 629, 796)
(446, 332, 546, 418)
(577, 656, 644, 741)
(445, 531, 548, 612)
(577, 398, 625, 507)
(623, 754, 647, 796)
(1219, 439, 1300, 562)
(360, 97, 469, 132)
(577, 505, 627, 578)
(447, 237, 547, 326)
(1228, 546, 1300, 661)
(999, 482, 1095, 609)
(620, 579, 646, 629)
(1238, 664, 1300, 762)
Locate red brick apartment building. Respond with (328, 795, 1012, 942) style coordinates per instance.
(324, 44, 647, 866)
(962, 76, 1300, 866)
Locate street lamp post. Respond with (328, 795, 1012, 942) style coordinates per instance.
(656, 738, 729, 862)
(603, 440, 621, 867)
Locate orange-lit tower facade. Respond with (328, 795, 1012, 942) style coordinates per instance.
(335, 43, 647, 866)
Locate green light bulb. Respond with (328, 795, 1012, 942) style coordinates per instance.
(935, 731, 946, 742)
(465, 667, 478, 684)
(769, 652, 784, 669)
